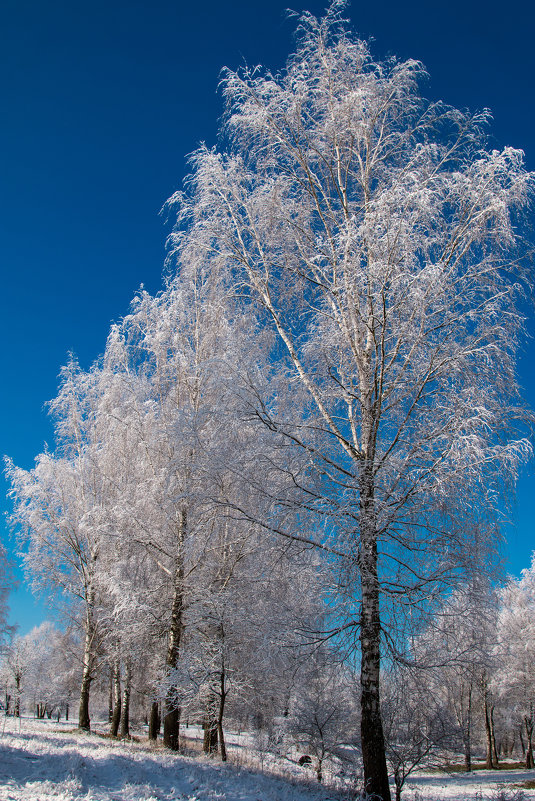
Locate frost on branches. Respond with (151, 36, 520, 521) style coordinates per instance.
(496, 558, 535, 768)
(5, 3, 535, 800)
(164, 3, 533, 798)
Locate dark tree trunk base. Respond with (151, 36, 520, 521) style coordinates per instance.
(163, 707, 180, 751)
(148, 701, 160, 741)
(203, 722, 218, 754)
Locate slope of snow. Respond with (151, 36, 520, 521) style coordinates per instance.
(0, 717, 339, 801)
(1, 717, 535, 801)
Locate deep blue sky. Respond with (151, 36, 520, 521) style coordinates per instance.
(2, 0, 534, 634)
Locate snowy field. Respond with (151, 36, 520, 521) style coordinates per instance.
(1, 717, 535, 801)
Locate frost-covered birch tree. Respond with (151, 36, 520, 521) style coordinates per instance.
(96, 263, 286, 750)
(495, 557, 535, 768)
(414, 582, 498, 773)
(0, 546, 13, 649)
(6, 360, 112, 731)
(165, 3, 533, 796)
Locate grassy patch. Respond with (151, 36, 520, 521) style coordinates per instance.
(442, 761, 528, 773)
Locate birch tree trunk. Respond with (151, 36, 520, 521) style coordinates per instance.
(148, 701, 160, 741)
(482, 674, 497, 769)
(462, 684, 472, 772)
(217, 667, 227, 762)
(108, 669, 113, 724)
(110, 659, 122, 737)
(78, 659, 92, 730)
(358, 331, 391, 801)
(14, 673, 21, 718)
(394, 770, 403, 801)
(359, 464, 391, 801)
(163, 507, 186, 751)
(78, 590, 96, 731)
(484, 701, 496, 769)
(525, 713, 534, 768)
(120, 659, 131, 739)
(492, 716, 499, 767)
(202, 702, 219, 754)
(202, 657, 219, 755)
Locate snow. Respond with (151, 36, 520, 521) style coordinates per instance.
(406, 767, 535, 800)
(0, 717, 337, 801)
(1, 717, 535, 801)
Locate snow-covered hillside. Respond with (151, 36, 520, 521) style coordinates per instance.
(0, 717, 343, 801)
(1, 717, 535, 801)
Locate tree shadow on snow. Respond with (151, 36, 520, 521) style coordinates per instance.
(0, 735, 335, 801)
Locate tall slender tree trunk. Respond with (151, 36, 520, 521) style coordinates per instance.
(217, 667, 227, 763)
(462, 684, 472, 772)
(202, 658, 219, 755)
(359, 462, 391, 801)
(316, 749, 325, 783)
(525, 713, 534, 768)
(491, 714, 499, 766)
(78, 664, 92, 731)
(394, 771, 403, 801)
(108, 669, 114, 724)
(14, 673, 21, 718)
(203, 709, 219, 754)
(163, 704, 180, 751)
(484, 703, 495, 768)
(120, 660, 131, 739)
(483, 675, 497, 769)
(148, 700, 160, 741)
(110, 659, 122, 737)
(519, 725, 526, 756)
(78, 591, 96, 732)
(163, 507, 186, 751)
(202, 673, 219, 755)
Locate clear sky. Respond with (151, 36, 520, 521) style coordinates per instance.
(2, 0, 534, 635)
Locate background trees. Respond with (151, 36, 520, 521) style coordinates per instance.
(413, 583, 499, 773)
(0, 622, 75, 720)
(7, 260, 319, 750)
(382, 666, 452, 801)
(6, 365, 110, 731)
(495, 558, 535, 768)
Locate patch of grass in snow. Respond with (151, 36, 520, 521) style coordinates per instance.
(55, 725, 145, 744)
(440, 761, 528, 773)
(93, 730, 143, 743)
(51, 727, 80, 734)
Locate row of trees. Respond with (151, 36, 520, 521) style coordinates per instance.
(5, 568, 535, 799)
(6, 268, 327, 751)
(5, 3, 534, 798)
(0, 622, 77, 720)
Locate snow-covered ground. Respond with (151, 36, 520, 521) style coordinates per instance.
(1, 717, 535, 801)
(0, 717, 342, 801)
(406, 767, 535, 800)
